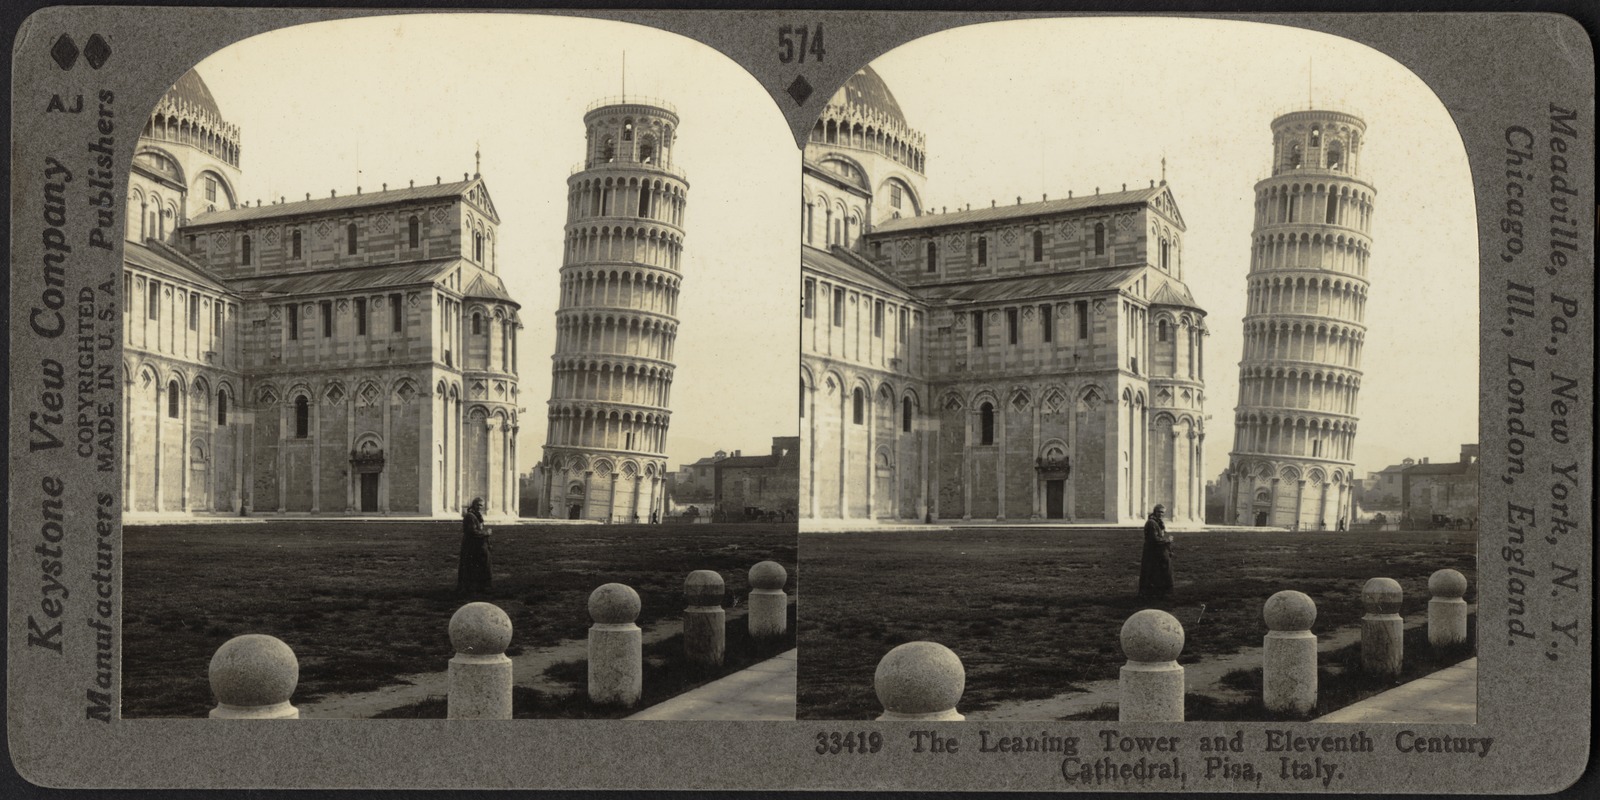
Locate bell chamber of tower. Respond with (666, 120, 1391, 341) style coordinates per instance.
(541, 98, 688, 523)
(1225, 108, 1376, 531)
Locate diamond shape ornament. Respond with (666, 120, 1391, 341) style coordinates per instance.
(51, 35, 78, 70)
(83, 34, 111, 69)
(786, 75, 813, 106)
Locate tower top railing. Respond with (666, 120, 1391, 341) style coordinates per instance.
(586, 96, 679, 116)
(1271, 104, 1365, 123)
(571, 159, 688, 181)
(1256, 164, 1375, 184)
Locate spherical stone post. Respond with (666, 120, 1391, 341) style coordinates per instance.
(588, 583, 643, 707)
(209, 634, 300, 719)
(1262, 591, 1319, 716)
(874, 641, 965, 721)
(683, 570, 726, 668)
(1428, 569, 1469, 647)
(447, 602, 513, 720)
(1360, 578, 1404, 679)
(748, 561, 789, 639)
(1119, 610, 1186, 722)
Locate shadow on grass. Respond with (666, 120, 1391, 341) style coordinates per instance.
(375, 605, 797, 719)
(1063, 615, 1477, 722)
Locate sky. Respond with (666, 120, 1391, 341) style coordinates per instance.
(866, 17, 1479, 478)
(192, 14, 798, 473)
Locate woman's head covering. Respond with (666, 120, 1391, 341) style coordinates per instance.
(470, 497, 484, 510)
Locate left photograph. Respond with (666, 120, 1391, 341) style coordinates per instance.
(120, 14, 798, 719)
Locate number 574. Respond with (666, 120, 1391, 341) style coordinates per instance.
(778, 25, 825, 64)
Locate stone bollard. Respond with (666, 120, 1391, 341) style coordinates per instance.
(1119, 610, 1185, 721)
(1428, 569, 1469, 647)
(874, 641, 965, 721)
(447, 602, 513, 719)
(1262, 591, 1318, 716)
(210, 634, 300, 718)
(748, 561, 789, 639)
(1360, 578, 1404, 679)
(683, 570, 726, 667)
(587, 583, 643, 707)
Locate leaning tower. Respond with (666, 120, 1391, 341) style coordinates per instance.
(542, 98, 688, 522)
(1225, 109, 1375, 530)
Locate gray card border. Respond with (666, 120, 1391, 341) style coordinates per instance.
(6, 5, 1595, 793)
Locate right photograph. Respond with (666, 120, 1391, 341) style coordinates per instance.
(797, 17, 1479, 722)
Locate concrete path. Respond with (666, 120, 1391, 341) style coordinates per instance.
(624, 650, 797, 721)
(1314, 658, 1477, 724)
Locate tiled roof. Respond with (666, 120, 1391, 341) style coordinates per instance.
(1150, 278, 1201, 309)
(464, 271, 516, 304)
(871, 186, 1165, 234)
(803, 245, 914, 299)
(124, 239, 231, 293)
(225, 258, 460, 297)
(914, 267, 1141, 306)
(186, 178, 479, 226)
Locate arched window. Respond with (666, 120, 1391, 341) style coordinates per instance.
(1094, 223, 1106, 255)
(902, 397, 912, 433)
(622, 120, 634, 141)
(408, 216, 420, 248)
(1032, 229, 1044, 262)
(294, 396, 310, 438)
(1310, 126, 1321, 148)
(291, 229, 302, 258)
(1289, 143, 1303, 169)
(474, 232, 484, 262)
(639, 137, 655, 164)
(977, 236, 988, 265)
(1326, 194, 1338, 224)
(602, 136, 615, 162)
(167, 380, 180, 418)
(1160, 238, 1170, 271)
(241, 235, 252, 265)
(1158, 319, 1169, 342)
(346, 223, 358, 255)
(979, 402, 995, 445)
(217, 390, 228, 425)
(926, 241, 938, 273)
(852, 388, 865, 425)
(472, 313, 482, 335)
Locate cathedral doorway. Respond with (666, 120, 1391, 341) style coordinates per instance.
(568, 503, 583, 520)
(1252, 489, 1272, 526)
(566, 482, 585, 520)
(1045, 480, 1065, 519)
(360, 474, 379, 512)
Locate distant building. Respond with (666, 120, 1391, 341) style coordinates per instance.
(668, 450, 729, 506)
(714, 437, 800, 520)
(1359, 459, 1414, 510)
(1400, 444, 1479, 528)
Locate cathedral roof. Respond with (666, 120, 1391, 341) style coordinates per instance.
(914, 266, 1143, 305)
(224, 257, 460, 297)
(124, 238, 232, 293)
(165, 69, 225, 122)
(464, 271, 516, 305)
(870, 185, 1169, 235)
(185, 178, 484, 227)
(803, 244, 915, 301)
(833, 66, 909, 130)
(1149, 279, 1200, 309)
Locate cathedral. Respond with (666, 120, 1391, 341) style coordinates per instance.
(799, 68, 1210, 524)
(122, 70, 523, 519)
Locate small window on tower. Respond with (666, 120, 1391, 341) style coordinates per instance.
(926, 241, 938, 273)
(978, 236, 987, 265)
(346, 223, 358, 255)
(1032, 230, 1044, 262)
(852, 388, 865, 425)
(1310, 126, 1322, 148)
(241, 235, 252, 265)
(408, 216, 420, 248)
(291, 229, 302, 259)
(623, 120, 634, 141)
(832, 287, 845, 327)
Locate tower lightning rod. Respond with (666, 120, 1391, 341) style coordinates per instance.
(622, 51, 627, 101)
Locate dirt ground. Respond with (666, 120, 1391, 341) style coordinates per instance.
(796, 527, 1476, 719)
(123, 520, 795, 717)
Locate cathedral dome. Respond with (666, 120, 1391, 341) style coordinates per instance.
(834, 66, 908, 130)
(165, 69, 226, 122)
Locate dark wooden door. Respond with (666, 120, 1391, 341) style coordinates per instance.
(1045, 480, 1065, 519)
(360, 473, 379, 512)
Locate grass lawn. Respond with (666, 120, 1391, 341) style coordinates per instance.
(797, 527, 1475, 720)
(123, 521, 795, 718)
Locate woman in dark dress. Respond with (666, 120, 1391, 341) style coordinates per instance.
(458, 497, 493, 595)
(1138, 504, 1174, 600)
